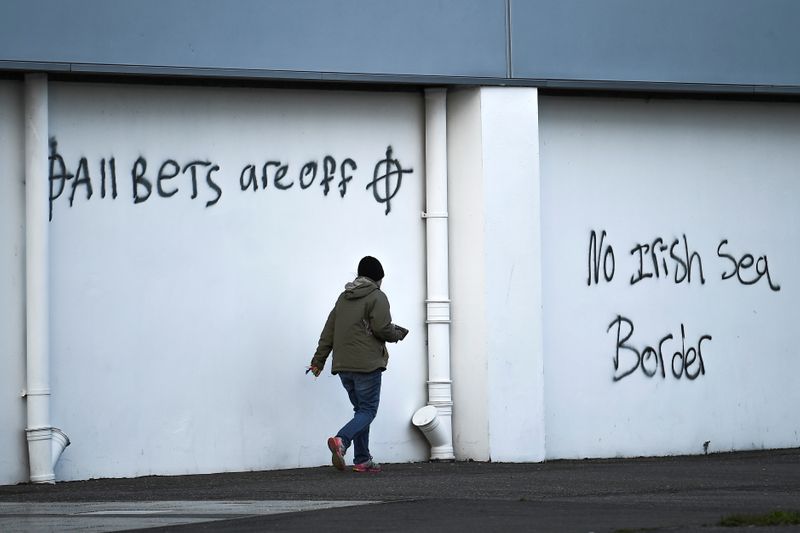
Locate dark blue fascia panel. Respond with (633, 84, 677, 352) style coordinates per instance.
(3, 0, 800, 93)
(511, 0, 800, 88)
(0, 0, 508, 78)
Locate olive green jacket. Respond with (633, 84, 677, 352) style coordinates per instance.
(311, 277, 404, 374)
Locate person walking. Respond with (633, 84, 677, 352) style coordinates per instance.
(308, 256, 408, 473)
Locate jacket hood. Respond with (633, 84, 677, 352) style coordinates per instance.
(344, 276, 379, 300)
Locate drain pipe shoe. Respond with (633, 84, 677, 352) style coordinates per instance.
(25, 427, 69, 484)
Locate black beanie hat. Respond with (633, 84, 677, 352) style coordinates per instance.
(357, 256, 385, 282)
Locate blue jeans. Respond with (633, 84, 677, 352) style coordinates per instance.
(336, 370, 382, 465)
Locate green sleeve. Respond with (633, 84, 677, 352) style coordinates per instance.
(369, 291, 403, 343)
(311, 306, 336, 369)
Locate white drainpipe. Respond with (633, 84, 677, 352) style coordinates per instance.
(24, 73, 69, 484)
(412, 88, 455, 460)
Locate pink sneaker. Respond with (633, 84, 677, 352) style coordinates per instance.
(327, 436, 345, 471)
(352, 460, 381, 473)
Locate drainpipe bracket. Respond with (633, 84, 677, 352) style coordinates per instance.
(421, 211, 448, 219)
(25, 426, 52, 434)
(24, 388, 51, 397)
(427, 381, 453, 405)
(426, 299, 451, 323)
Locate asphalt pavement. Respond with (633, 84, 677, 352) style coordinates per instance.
(1, 448, 799, 532)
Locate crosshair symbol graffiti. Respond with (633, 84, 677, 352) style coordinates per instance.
(367, 145, 413, 215)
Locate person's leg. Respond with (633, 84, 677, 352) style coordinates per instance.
(327, 372, 357, 470)
(336, 370, 381, 465)
(351, 424, 370, 464)
(336, 371, 358, 451)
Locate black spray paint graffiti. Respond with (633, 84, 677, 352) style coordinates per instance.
(587, 229, 780, 291)
(717, 239, 781, 291)
(367, 146, 413, 215)
(629, 235, 706, 285)
(587, 230, 616, 285)
(587, 230, 706, 286)
(607, 315, 711, 382)
(238, 156, 357, 199)
(47, 137, 413, 221)
(131, 157, 222, 207)
(587, 229, 782, 382)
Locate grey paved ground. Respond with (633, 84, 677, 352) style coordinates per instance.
(1, 448, 799, 532)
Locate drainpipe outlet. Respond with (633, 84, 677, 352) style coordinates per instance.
(412, 405, 454, 460)
(25, 427, 70, 484)
(51, 428, 70, 469)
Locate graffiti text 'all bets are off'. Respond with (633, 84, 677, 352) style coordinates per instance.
(46, 137, 414, 221)
(587, 229, 781, 383)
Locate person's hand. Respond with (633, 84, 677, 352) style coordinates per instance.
(306, 365, 321, 377)
(395, 325, 409, 341)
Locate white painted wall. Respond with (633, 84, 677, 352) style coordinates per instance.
(480, 88, 545, 462)
(46, 82, 429, 480)
(0, 81, 27, 485)
(448, 88, 545, 462)
(539, 96, 800, 458)
(447, 89, 490, 460)
(6, 82, 799, 484)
